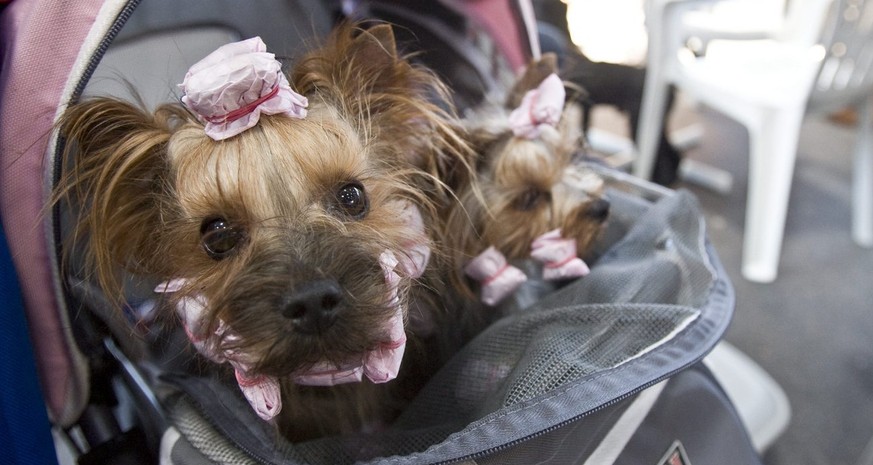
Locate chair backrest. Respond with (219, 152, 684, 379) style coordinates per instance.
(806, 0, 873, 110)
(780, 0, 836, 45)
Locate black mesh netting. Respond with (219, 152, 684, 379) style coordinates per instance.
(162, 181, 733, 465)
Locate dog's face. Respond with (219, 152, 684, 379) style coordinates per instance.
(454, 54, 609, 261)
(57, 25, 471, 384)
(163, 113, 429, 377)
(474, 125, 609, 259)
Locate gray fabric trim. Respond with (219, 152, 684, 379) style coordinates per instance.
(166, 394, 263, 465)
(582, 381, 668, 465)
(615, 365, 762, 465)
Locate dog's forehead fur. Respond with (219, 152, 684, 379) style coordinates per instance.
(167, 105, 376, 221)
(488, 136, 567, 188)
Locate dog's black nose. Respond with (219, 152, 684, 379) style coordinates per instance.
(281, 279, 343, 334)
(585, 198, 610, 222)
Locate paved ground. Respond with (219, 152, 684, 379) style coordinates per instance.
(593, 103, 873, 465)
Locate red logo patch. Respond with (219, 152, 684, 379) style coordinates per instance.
(657, 440, 691, 465)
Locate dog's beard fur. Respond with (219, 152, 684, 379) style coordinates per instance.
(449, 54, 610, 292)
(54, 23, 477, 441)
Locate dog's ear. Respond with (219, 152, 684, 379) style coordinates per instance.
(506, 52, 560, 109)
(291, 22, 406, 110)
(350, 23, 398, 64)
(292, 22, 476, 205)
(463, 124, 508, 171)
(555, 101, 586, 153)
(55, 98, 179, 298)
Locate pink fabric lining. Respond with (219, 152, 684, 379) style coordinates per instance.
(443, 0, 528, 71)
(0, 0, 111, 426)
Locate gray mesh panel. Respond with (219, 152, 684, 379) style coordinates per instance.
(168, 396, 261, 465)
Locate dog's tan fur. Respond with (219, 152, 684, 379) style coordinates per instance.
(54, 23, 478, 440)
(449, 54, 609, 292)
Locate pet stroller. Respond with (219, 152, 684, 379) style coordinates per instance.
(0, 0, 789, 463)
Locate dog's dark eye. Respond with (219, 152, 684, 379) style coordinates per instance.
(333, 182, 368, 219)
(200, 218, 243, 260)
(515, 188, 549, 211)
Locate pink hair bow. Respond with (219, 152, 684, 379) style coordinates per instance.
(530, 229, 590, 281)
(155, 279, 282, 421)
(465, 246, 527, 306)
(508, 73, 565, 139)
(292, 251, 408, 386)
(179, 36, 308, 141)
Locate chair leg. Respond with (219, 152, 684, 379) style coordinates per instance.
(741, 108, 805, 283)
(852, 96, 873, 247)
(632, 77, 670, 181)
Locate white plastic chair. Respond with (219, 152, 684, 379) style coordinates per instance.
(634, 0, 873, 283)
(679, 0, 788, 44)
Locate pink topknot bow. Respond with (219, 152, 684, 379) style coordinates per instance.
(180, 36, 308, 141)
(530, 229, 590, 281)
(508, 73, 565, 139)
(465, 246, 527, 306)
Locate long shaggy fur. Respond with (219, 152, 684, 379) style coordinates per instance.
(54, 23, 478, 441)
(448, 54, 610, 296)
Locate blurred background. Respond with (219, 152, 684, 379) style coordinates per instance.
(562, 0, 873, 464)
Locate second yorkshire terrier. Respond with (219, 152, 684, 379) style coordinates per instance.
(450, 54, 610, 306)
(54, 24, 476, 441)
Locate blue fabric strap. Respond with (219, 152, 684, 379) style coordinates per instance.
(0, 224, 58, 465)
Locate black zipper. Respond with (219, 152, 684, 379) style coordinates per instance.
(51, 0, 141, 268)
(72, 1, 143, 102)
(433, 230, 733, 464)
(434, 349, 710, 465)
(169, 313, 717, 465)
(50, 0, 144, 363)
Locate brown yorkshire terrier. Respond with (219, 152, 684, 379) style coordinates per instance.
(54, 23, 477, 441)
(449, 54, 610, 307)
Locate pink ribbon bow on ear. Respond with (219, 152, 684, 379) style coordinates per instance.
(530, 229, 590, 281)
(465, 246, 528, 306)
(508, 73, 565, 139)
(155, 279, 283, 421)
(179, 36, 308, 141)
